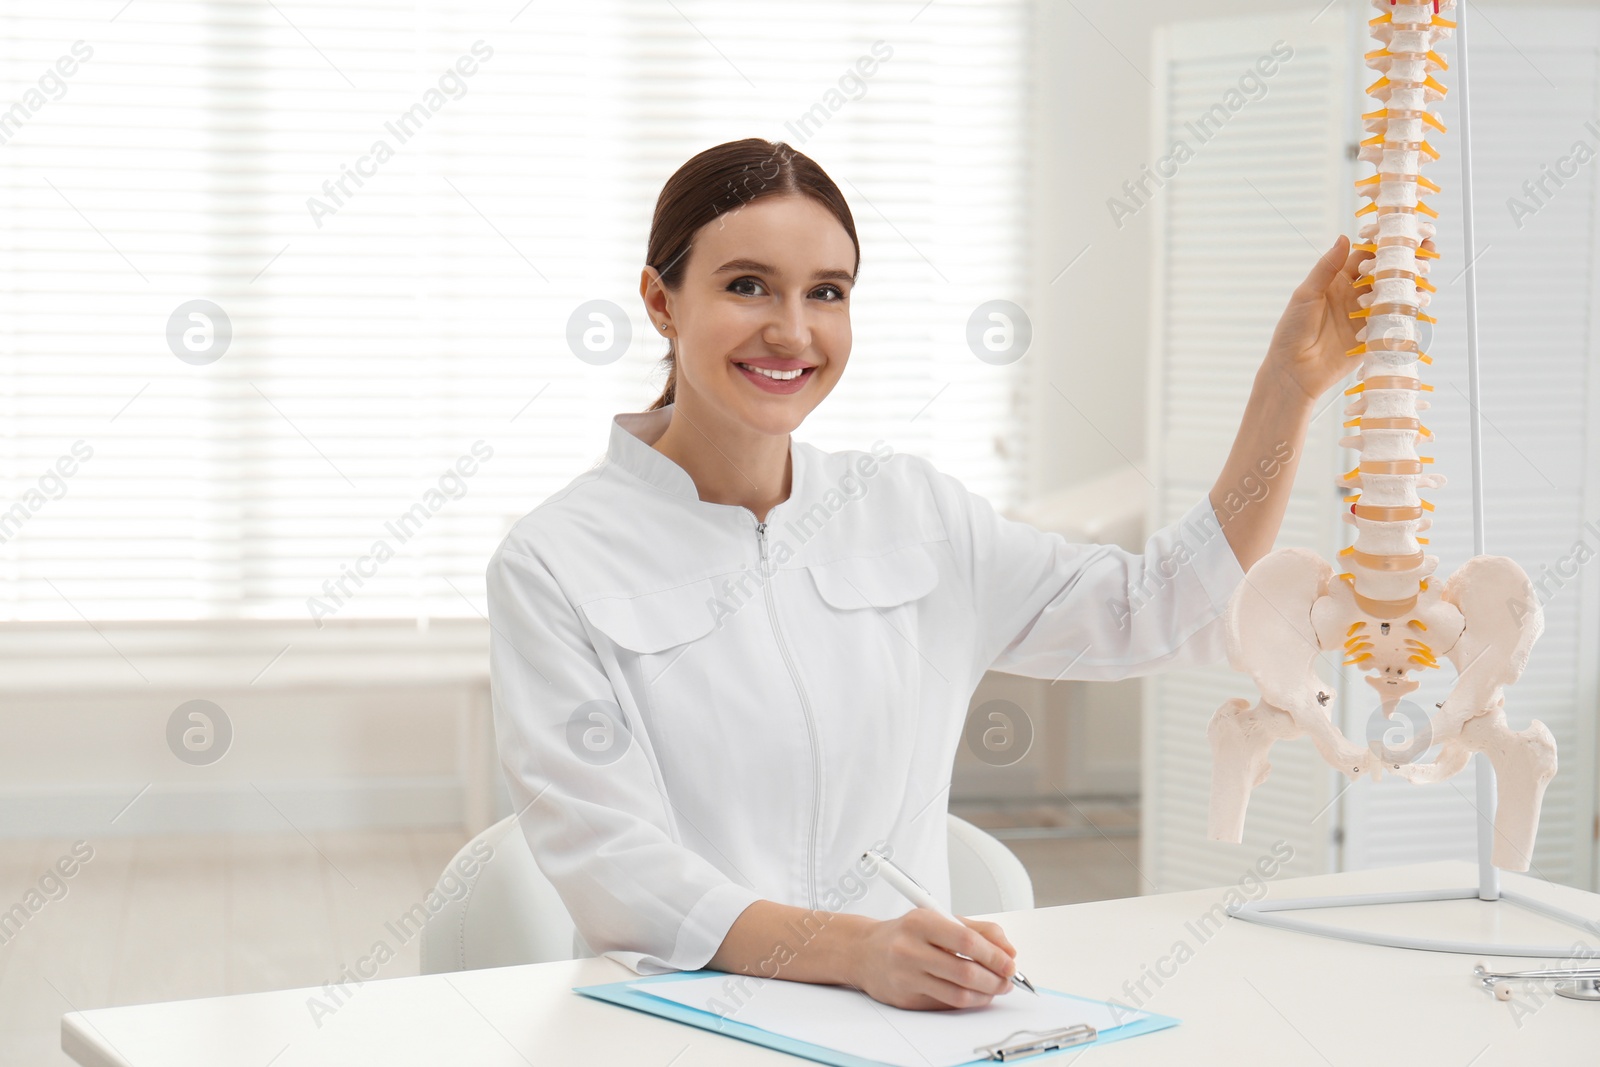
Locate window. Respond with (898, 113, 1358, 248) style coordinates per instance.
(0, 0, 1030, 622)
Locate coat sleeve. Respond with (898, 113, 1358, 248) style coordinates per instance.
(922, 462, 1248, 682)
(486, 543, 763, 975)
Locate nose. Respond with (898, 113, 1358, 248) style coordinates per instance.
(763, 294, 811, 353)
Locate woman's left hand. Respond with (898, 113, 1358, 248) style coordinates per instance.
(1261, 235, 1435, 405)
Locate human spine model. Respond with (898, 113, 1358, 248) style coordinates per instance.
(1207, 0, 1556, 871)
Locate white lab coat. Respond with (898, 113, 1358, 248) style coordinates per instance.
(487, 403, 1246, 975)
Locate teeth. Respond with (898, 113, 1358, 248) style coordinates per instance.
(738, 363, 806, 381)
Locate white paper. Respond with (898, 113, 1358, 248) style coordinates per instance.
(628, 975, 1147, 1067)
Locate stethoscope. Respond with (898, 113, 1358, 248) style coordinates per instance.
(1473, 963, 1600, 1002)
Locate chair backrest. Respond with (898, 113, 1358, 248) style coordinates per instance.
(946, 812, 1035, 916)
(419, 812, 1034, 974)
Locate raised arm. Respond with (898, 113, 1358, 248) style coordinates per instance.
(1212, 234, 1381, 570)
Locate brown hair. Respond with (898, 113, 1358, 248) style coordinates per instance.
(644, 138, 860, 411)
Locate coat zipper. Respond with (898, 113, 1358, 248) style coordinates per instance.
(757, 519, 821, 911)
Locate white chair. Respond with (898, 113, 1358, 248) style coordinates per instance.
(420, 812, 1034, 974)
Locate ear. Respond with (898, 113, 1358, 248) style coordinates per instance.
(640, 266, 672, 332)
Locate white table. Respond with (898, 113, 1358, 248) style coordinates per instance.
(62, 861, 1600, 1066)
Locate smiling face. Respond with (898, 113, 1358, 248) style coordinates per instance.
(641, 194, 857, 437)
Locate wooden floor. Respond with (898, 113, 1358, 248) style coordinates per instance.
(0, 821, 1137, 1065)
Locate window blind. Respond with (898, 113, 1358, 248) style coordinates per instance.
(0, 0, 1030, 623)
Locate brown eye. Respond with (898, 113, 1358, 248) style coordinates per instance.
(728, 277, 766, 296)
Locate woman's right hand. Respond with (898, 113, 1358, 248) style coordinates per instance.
(848, 908, 1019, 1010)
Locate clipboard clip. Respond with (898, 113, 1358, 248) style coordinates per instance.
(973, 1023, 1096, 1061)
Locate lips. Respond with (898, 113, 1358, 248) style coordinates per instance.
(733, 361, 815, 393)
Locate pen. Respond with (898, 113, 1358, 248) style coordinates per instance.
(862, 847, 1038, 996)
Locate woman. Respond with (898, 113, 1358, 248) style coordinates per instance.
(488, 137, 1370, 1011)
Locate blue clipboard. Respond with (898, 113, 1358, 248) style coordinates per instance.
(574, 969, 1179, 1066)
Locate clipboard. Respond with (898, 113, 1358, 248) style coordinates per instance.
(574, 970, 1179, 1066)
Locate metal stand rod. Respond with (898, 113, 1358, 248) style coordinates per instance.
(1455, 0, 1501, 906)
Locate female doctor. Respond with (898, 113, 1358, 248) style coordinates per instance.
(487, 137, 1379, 1011)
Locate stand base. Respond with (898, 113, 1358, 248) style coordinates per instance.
(1229, 886, 1600, 959)
(1555, 979, 1600, 1001)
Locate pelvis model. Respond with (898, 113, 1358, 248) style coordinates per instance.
(1207, 0, 1555, 872)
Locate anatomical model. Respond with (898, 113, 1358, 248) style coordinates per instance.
(1207, 0, 1556, 872)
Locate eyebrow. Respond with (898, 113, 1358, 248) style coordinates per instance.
(713, 258, 855, 284)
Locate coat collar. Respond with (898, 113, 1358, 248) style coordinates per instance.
(609, 402, 804, 508)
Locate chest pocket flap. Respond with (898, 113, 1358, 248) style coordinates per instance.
(806, 542, 941, 610)
(578, 578, 719, 654)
